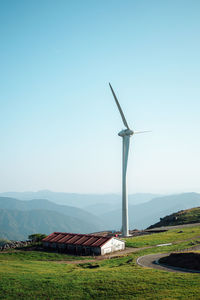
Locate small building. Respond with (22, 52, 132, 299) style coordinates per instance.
(42, 232, 125, 255)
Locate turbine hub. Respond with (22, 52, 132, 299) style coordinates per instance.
(118, 129, 134, 137)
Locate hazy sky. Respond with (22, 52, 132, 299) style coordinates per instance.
(0, 0, 200, 194)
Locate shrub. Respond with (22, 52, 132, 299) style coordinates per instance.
(28, 233, 47, 242)
(0, 239, 12, 247)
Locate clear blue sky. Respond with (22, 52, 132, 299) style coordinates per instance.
(0, 0, 200, 194)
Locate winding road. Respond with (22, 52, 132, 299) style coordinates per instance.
(137, 246, 200, 274)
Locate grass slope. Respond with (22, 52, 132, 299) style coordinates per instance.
(0, 250, 89, 261)
(124, 225, 200, 247)
(148, 207, 200, 229)
(0, 225, 200, 299)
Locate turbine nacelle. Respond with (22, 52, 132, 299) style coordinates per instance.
(118, 129, 134, 137)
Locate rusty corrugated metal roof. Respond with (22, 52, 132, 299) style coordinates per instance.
(42, 232, 112, 248)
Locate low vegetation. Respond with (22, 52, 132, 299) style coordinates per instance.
(0, 250, 89, 261)
(0, 225, 200, 299)
(148, 207, 200, 229)
(28, 233, 47, 242)
(0, 239, 12, 247)
(124, 225, 200, 247)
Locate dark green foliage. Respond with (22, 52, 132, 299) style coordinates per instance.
(0, 238, 12, 247)
(28, 233, 47, 242)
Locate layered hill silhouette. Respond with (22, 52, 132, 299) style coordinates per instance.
(1, 193, 200, 240)
(100, 193, 200, 230)
(0, 191, 158, 210)
(0, 209, 99, 240)
(148, 206, 200, 229)
(0, 197, 104, 240)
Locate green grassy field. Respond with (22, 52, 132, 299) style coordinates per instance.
(0, 226, 200, 299)
(0, 250, 90, 261)
(124, 226, 200, 247)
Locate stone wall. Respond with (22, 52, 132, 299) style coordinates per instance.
(0, 240, 32, 251)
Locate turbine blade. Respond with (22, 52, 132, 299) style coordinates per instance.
(109, 83, 130, 130)
(134, 130, 151, 134)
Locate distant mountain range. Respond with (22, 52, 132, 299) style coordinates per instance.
(0, 191, 159, 211)
(100, 193, 200, 230)
(0, 197, 105, 240)
(1, 192, 200, 240)
(0, 209, 97, 241)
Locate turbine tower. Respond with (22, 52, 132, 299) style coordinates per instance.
(109, 83, 148, 237)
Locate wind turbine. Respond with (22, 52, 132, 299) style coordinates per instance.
(109, 83, 149, 237)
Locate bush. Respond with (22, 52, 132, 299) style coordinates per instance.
(28, 233, 47, 242)
(0, 239, 12, 247)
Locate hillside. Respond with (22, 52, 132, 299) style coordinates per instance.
(0, 197, 105, 240)
(148, 207, 200, 229)
(0, 209, 100, 240)
(100, 193, 200, 230)
(1, 194, 200, 237)
(0, 197, 103, 228)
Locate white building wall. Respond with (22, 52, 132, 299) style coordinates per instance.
(101, 238, 125, 255)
